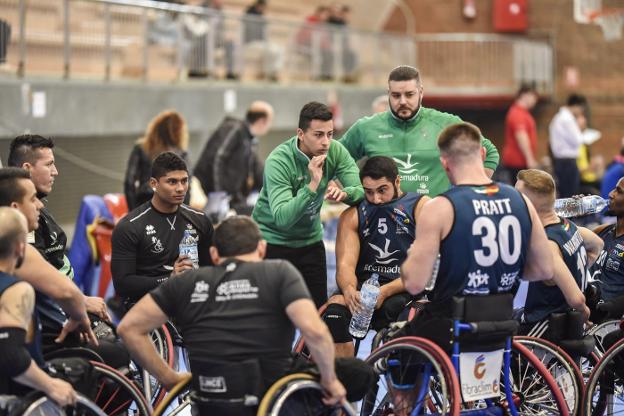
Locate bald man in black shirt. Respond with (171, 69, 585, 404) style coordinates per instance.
(118, 216, 373, 415)
(112, 152, 213, 307)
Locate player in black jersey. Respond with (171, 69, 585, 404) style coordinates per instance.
(8, 135, 110, 320)
(112, 152, 214, 307)
(515, 169, 602, 334)
(0, 207, 77, 406)
(400, 123, 554, 349)
(324, 156, 429, 357)
(118, 216, 373, 414)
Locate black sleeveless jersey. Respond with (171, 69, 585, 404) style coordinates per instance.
(592, 224, 624, 301)
(356, 193, 422, 286)
(524, 218, 587, 323)
(433, 183, 531, 303)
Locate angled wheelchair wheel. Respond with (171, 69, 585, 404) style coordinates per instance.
(515, 336, 583, 416)
(509, 341, 569, 416)
(152, 374, 192, 416)
(360, 336, 461, 416)
(257, 373, 357, 416)
(21, 392, 107, 416)
(587, 320, 620, 356)
(583, 337, 624, 416)
(89, 361, 151, 415)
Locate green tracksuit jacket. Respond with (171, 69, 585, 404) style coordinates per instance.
(339, 108, 500, 196)
(252, 136, 364, 247)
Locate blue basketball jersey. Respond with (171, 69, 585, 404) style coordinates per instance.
(433, 183, 531, 302)
(356, 193, 422, 286)
(524, 218, 588, 323)
(592, 224, 624, 301)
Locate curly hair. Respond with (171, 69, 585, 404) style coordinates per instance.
(139, 110, 188, 159)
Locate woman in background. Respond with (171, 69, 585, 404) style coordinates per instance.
(124, 110, 189, 210)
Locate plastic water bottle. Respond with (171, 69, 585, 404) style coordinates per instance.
(425, 254, 441, 291)
(553, 195, 608, 218)
(349, 273, 380, 339)
(179, 230, 199, 269)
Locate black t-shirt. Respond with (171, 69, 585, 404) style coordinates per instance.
(150, 259, 310, 382)
(33, 204, 72, 277)
(111, 202, 214, 303)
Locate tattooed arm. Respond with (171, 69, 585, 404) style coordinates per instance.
(0, 281, 78, 407)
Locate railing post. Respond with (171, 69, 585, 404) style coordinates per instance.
(142, 7, 148, 82)
(176, 16, 184, 81)
(104, 3, 112, 81)
(17, 0, 26, 78)
(63, 0, 70, 79)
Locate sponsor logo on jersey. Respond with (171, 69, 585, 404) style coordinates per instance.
(606, 257, 621, 272)
(215, 279, 259, 301)
(145, 225, 156, 235)
(393, 155, 419, 175)
(150, 236, 164, 254)
(50, 231, 58, 244)
(562, 220, 571, 232)
(368, 239, 400, 265)
(499, 271, 519, 291)
(378, 134, 393, 139)
(190, 281, 210, 303)
(474, 185, 500, 196)
(464, 269, 490, 295)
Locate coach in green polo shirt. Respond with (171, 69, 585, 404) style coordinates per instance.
(252, 102, 363, 307)
(340, 65, 500, 197)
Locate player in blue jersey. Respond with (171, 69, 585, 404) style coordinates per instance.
(592, 177, 624, 301)
(324, 156, 429, 357)
(401, 123, 554, 349)
(514, 169, 602, 335)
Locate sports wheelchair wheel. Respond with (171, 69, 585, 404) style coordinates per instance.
(587, 320, 621, 356)
(515, 336, 583, 416)
(128, 324, 174, 408)
(360, 336, 461, 416)
(90, 361, 151, 415)
(152, 374, 192, 416)
(583, 337, 624, 416)
(257, 373, 356, 416)
(510, 341, 570, 415)
(21, 392, 106, 416)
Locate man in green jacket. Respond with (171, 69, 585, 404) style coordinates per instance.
(252, 102, 364, 307)
(340, 65, 500, 196)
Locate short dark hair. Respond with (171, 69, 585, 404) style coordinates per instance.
(0, 168, 31, 207)
(151, 152, 188, 180)
(0, 208, 26, 260)
(245, 109, 269, 124)
(8, 134, 54, 167)
(298, 102, 333, 131)
(516, 83, 537, 98)
(213, 216, 262, 257)
(567, 94, 587, 107)
(438, 122, 482, 160)
(359, 156, 398, 183)
(388, 65, 421, 84)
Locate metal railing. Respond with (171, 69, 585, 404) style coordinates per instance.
(0, 0, 554, 93)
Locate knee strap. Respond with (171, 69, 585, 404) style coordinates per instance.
(324, 303, 352, 343)
(0, 327, 32, 378)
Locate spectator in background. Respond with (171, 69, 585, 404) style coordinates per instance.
(578, 143, 604, 196)
(124, 110, 190, 211)
(241, 0, 283, 81)
(327, 4, 357, 82)
(601, 139, 624, 200)
(296, 6, 332, 80)
(371, 94, 388, 114)
(549, 94, 588, 197)
(194, 101, 274, 220)
(501, 84, 539, 183)
(0, 19, 10, 66)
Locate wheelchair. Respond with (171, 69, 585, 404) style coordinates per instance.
(152, 372, 356, 416)
(0, 392, 106, 416)
(582, 335, 624, 415)
(360, 294, 569, 416)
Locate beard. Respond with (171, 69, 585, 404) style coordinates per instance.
(390, 96, 422, 121)
(15, 254, 24, 269)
